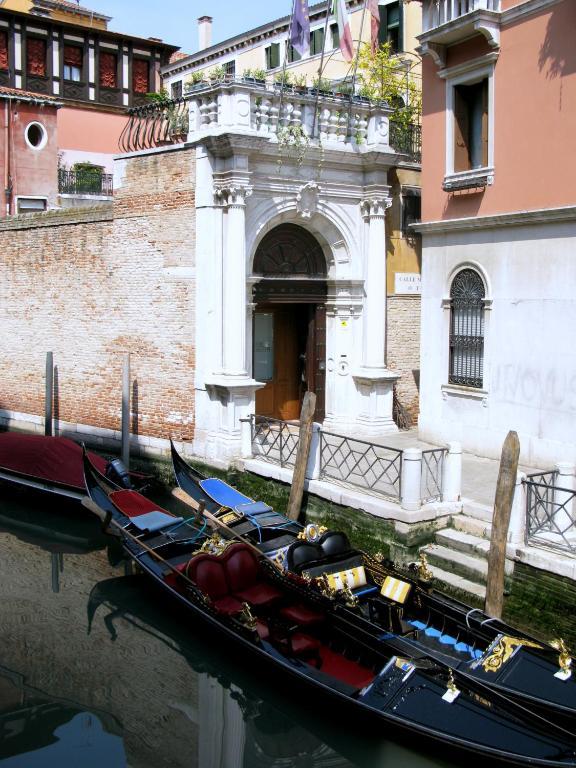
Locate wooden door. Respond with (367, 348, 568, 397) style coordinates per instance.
(255, 307, 301, 420)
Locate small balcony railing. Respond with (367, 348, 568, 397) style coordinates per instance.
(423, 0, 500, 32)
(389, 122, 421, 163)
(58, 169, 113, 197)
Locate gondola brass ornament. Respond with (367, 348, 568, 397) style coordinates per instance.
(238, 603, 257, 632)
(550, 638, 573, 681)
(442, 669, 460, 703)
(194, 533, 232, 556)
(481, 635, 543, 673)
(341, 582, 359, 608)
(317, 574, 337, 599)
(417, 553, 433, 583)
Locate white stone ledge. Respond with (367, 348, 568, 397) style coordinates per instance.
(507, 543, 576, 581)
(412, 205, 576, 234)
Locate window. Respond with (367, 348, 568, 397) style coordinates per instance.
(17, 197, 47, 214)
(287, 44, 301, 63)
(310, 28, 324, 56)
(26, 37, 47, 77)
(25, 121, 47, 150)
(454, 78, 488, 172)
(99, 51, 117, 88)
(223, 60, 235, 78)
(132, 59, 149, 94)
(330, 23, 339, 50)
(402, 190, 421, 236)
(265, 43, 280, 70)
(63, 45, 82, 82)
(0, 31, 8, 71)
(449, 269, 485, 388)
(253, 313, 274, 382)
(171, 80, 182, 99)
(378, 2, 402, 54)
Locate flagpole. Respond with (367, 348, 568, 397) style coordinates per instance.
(346, 0, 369, 140)
(310, 0, 333, 140)
(278, 0, 298, 136)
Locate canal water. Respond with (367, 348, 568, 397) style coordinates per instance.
(0, 486, 460, 768)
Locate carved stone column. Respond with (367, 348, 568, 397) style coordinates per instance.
(352, 192, 399, 435)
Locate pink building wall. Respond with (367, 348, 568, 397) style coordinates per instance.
(0, 100, 59, 217)
(57, 107, 129, 155)
(422, 0, 576, 222)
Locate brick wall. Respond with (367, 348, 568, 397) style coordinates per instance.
(387, 295, 421, 425)
(0, 146, 196, 445)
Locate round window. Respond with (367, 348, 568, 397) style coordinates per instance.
(25, 122, 47, 150)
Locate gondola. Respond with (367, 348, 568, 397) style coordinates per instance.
(0, 432, 144, 500)
(83, 452, 576, 768)
(170, 439, 576, 727)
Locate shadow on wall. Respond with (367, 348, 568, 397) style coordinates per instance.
(538, 4, 576, 80)
(132, 379, 139, 436)
(443, 187, 485, 220)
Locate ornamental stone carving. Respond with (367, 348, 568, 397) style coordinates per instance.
(214, 185, 253, 208)
(296, 181, 321, 219)
(360, 196, 393, 219)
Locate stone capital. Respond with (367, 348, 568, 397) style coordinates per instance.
(214, 184, 253, 208)
(360, 196, 393, 219)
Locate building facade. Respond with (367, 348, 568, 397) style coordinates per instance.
(415, 0, 576, 466)
(0, 0, 177, 212)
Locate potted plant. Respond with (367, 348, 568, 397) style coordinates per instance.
(184, 70, 207, 93)
(293, 73, 307, 93)
(208, 65, 226, 83)
(276, 123, 310, 166)
(274, 70, 293, 90)
(311, 76, 333, 96)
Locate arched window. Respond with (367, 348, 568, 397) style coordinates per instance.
(449, 268, 485, 388)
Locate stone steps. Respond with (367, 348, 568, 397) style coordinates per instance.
(427, 564, 486, 600)
(452, 513, 492, 540)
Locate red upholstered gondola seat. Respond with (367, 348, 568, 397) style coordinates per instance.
(225, 544, 283, 609)
(186, 555, 244, 616)
(279, 603, 325, 627)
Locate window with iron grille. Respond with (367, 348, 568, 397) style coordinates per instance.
(171, 80, 182, 99)
(402, 190, 421, 236)
(449, 269, 485, 388)
(265, 43, 280, 70)
(223, 60, 235, 78)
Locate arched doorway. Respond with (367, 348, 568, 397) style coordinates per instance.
(252, 224, 327, 422)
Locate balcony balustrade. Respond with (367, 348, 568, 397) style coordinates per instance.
(119, 80, 421, 163)
(423, 0, 500, 32)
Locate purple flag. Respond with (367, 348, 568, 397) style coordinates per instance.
(289, 0, 310, 57)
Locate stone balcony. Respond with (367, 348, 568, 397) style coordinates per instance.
(119, 81, 421, 164)
(419, 0, 501, 65)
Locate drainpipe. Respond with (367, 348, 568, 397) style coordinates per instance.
(4, 99, 12, 216)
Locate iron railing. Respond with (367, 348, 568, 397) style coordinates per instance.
(389, 122, 422, 164)
(319, 431, 402, 501)
(250, 415, 299, 468)
(58, 169, 113, 196)
(525, 470, 576, 555)
(421, 448, 447, 503)
(119, 97, 190, 153)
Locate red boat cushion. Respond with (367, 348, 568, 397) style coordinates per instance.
(225, 545, 260, 592)
(233, 581, 283, 608)
(109, 490, 175, 519)
(187, 557, 230, 601)
(0, 433, 108, 490)
(213, 594, 245, 616)
(279, 603, 325, 627)
(290, 632, 321, 657)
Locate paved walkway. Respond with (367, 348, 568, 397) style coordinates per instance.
(371, 428, 543, 510)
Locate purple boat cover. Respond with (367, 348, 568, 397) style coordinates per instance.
(0, 433, 108, 490)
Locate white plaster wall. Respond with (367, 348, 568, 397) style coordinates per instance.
(419, 220, 576, 467)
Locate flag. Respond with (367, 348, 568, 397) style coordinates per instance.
(368, 0, 380, 54)
(290, 0, 310, 57)
(333, 0, 353, 62)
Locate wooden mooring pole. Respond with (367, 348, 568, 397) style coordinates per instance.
(44, 351, 53, 437)
(286, 391, 316, 522)
(121, 352, 131, 469)
(485, 430, 520, 618)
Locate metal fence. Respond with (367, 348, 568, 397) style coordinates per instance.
(525, 470, 576, 554)
(421, 448, 446, 503)
(319, 431, 403, 501)
(250, 415, 299, 468)
(58, 169, 113, 196)
(389, 122, 422, 164)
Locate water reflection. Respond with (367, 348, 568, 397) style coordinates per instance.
(0, 487, 458, 768)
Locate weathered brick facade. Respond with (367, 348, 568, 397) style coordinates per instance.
(387, 295, 421, 424)
(0, 147, 196, 446)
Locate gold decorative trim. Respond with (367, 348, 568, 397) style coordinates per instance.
(481, 635, 543, 674)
